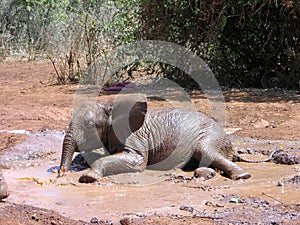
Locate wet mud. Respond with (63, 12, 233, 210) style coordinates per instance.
(0, 130, 299, 224)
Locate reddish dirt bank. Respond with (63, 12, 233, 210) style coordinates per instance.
(1, 62, 299, 139)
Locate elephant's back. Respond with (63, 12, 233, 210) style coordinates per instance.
(144, 109, 216, 169)
(146, 109, 213, 129)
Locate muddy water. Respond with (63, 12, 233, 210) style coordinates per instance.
(0, 130, 299, 223)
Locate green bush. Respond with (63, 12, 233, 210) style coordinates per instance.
(138, 0, 300, 89)
(216, 1, 300, 89)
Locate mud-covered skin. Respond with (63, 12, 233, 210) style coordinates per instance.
(0, 170, 9, 200)
(60, 94, 251, 182)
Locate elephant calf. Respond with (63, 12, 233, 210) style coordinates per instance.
(59, 94, 251, 182)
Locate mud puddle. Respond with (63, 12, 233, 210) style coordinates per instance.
(0, 130, 299, 223)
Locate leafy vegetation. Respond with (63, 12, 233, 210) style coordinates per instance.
(138, 0, 300, 89)
(0, 0, 299, 88)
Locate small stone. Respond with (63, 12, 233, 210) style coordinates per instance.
(229, 197, 240, 203)
(135, 212, 144, 217)
(179, 205, 194, 212)
(193, 168, 216, 180)
(105, 220, 113, 225)
(55, 201, 63, 205)
(216, 203, 224, 207)
(120, 217, 131, 225)
(31, 214, 39, 221)
(277, 181, 284, 186)
(205, 201, 214, 207)
(90, 217, 98, 223)
(253, 118, 270, 128)
(253, 204, 259, 208)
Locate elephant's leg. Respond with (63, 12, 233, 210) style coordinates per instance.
(210, 158, 251, 180)
(192, 133, 251, 180)
(79, 152, 147, 183)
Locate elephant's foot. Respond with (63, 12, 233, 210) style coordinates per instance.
(193, 168, 216, 180)
(230, 171, 251, 180)
(211, 158, 251, 180)
(79, 170, 102, 183)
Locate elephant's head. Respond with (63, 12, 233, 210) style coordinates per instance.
(59, 94, 147, 176)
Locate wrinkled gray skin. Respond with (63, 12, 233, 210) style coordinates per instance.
(0, 169, 9, 200)
(59, 94, 252, 182)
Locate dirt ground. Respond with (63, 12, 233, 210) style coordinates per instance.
(0, 62, 299, 224)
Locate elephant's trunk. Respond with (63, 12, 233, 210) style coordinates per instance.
(59, 128, 78, 176)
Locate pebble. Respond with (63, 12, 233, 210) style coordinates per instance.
(135, 212, 144, 217)
(216, 203, 224, 207)
(277, 181, 284, 186)
(179, 205, 194, 212)
(31, 213, 39, 221)
(90, 217, 99, 223)
(120, 217, 131, 225)
(193, 168, 216, 180)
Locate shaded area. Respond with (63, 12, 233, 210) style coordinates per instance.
(191, 89, 300, 104)
(222, 89, 300, 103)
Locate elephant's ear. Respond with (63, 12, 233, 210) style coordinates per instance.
(107, 94, 147, 152)
(111, 94, 147, 133)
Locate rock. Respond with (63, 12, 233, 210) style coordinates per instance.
(179, 205, 194, 212)
(193, 168, 216, 180)
(277, 181, 284, 186)
(90, 217, 99, 223)
(120, 217, 131, 225)
(253, 118, 270, 128)
(0, 173, 9, 201)
(272, 150, 299, 165)
(31, 213, 39, 221)
(286, 175, 300, 185)
(216, 203, 225, 207)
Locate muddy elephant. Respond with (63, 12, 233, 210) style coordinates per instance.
(59, 94, 253, 182)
